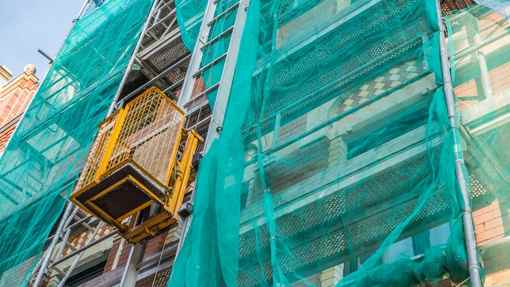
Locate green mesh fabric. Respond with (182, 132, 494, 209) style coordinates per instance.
(474, 0, 510, 18)
(175, 0, 207, 50)
(168, 0, 493, 286)
(447, 2, 510, 285)
(202, 0, 239, 106)
(0, 0, 153, 285)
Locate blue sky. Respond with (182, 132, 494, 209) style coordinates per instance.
(0, 0, 83, 78)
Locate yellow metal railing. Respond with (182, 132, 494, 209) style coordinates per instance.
(75, 87, 185, 191)
(72, 87, 202, 243)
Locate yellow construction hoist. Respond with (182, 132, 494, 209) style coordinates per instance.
(71, 87, 202, 243)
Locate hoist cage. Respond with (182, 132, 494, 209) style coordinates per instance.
(71, 87, 202, 243)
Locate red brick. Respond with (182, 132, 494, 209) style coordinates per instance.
(473, 201, 505, 245)
(135, 268, 170, 287)
(0, 66, 38, 153)
(143, 233, 167, 258)
(104, 238, 122, 272)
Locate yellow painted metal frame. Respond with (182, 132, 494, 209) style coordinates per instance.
(85, 175, 162, 221)
(124, 212, 175, 243)
(121, 130, 202, 243)
(167, 130, 203, 212)
(70, 193, 100, 225)
(71, 86, 203, 243)
(164, 129, 183, 192)
(95, 107, 129, 182)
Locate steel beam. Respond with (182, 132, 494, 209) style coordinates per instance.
(33, 204, 74, 287)
(175, 0, 219, 109)
(108, 0, 160, 115)
(202, 0, 250, 150)
(119, 244, 145, 287)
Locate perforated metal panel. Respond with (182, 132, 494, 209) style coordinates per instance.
(238, 152, 451, 287)
(75, 87, 184, 191)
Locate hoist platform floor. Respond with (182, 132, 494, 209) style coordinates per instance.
(71, 161, 169, 230)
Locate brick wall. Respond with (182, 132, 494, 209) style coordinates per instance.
(103, 232, 168, 273)
(441, 0, 476, 14)
(64, 225, 112, 256)
(473, 201, 505, 245)
(0, 121, 17, 153)
(485, 269, 510, 287)
(0, 65, 38, 153)
(104, 237, 123, 272)
(0, 87, 33, 126)
(103, 235, 131, 272)
(143, 233, 167, 259)
(135, 268, 170, 287)
(118, 240, 132, 267)
(481, 236, 510, 286)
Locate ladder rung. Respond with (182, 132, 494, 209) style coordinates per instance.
(201, 26, 234, 49)
(164, 78, 184, 93)
(196, 82, 220, 98)
(208, 2, 240, 26)
(193, 52, 228, 78)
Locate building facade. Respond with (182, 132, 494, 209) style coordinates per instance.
(17, 1, 201, 286)
(0, 0, 507, 287)
(449, 4, 510, 286)
(0, 64, 39, 154)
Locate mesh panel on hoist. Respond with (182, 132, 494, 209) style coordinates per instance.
(170, 0, 510, 286)
(0, 0, 153, 285)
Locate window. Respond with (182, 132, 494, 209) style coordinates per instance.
(65, 258, 107, 287)
(383, 223, 451, 264)
(383, 237, 414, 264)
(344, 98, 429, 159)
(429, 223, 450, 247)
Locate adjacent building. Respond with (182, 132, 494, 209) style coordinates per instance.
(0, 64, 39, 154)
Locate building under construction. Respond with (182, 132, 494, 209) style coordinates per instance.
(0, 0, 510, 286)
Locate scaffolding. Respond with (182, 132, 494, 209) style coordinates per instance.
(0, 0, 508, 286)
(24, 0, 209, 286)
(168, 0, 510, 286)
(0, 1, 157, 286)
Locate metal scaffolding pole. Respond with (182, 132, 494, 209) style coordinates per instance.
(175, 0, 251, 255)
(32, 204, 74, 287)
(74, 0, 91, 22)
(175, 0, 219, 109)
(108, 0, 160, 114)
(108, 1, 163, 286)
(119, 243, 145, 287)
(56, 222, 105, 287)
(435, 1, 483, 286)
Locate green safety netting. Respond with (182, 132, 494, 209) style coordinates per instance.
(168, 0, 510, 286)
(175, 0, 207, 50)
(447, 2, 510, 286)
(0, 0, 153, 285)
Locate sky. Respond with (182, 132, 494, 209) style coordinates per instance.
(0, 0, 84, 79)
